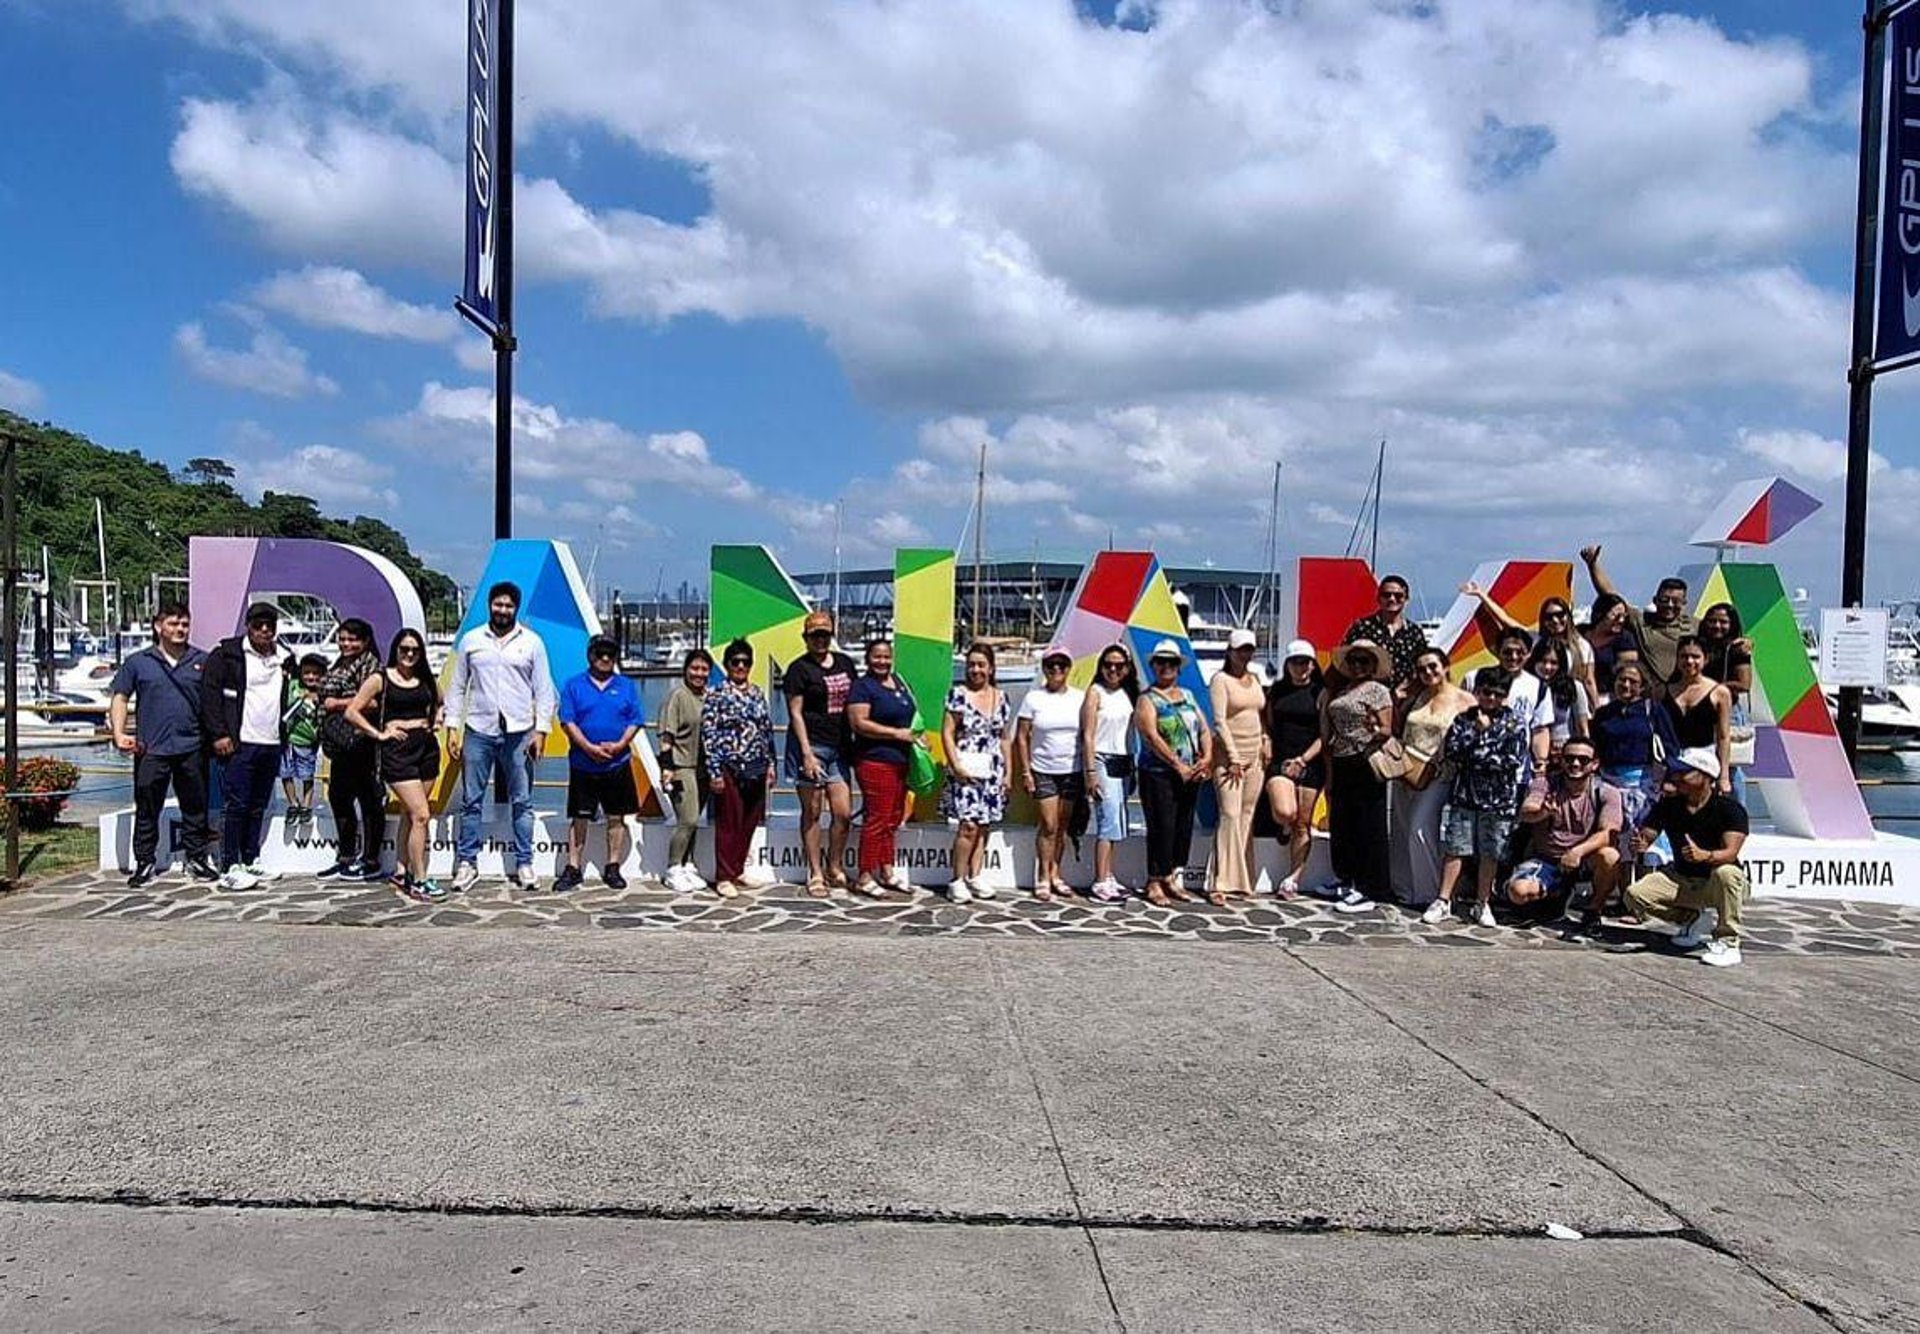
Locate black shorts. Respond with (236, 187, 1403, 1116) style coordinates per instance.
(567, 766, 638, 819)
(1266, 756, 1326, 789)
(380, 732, 441, 785)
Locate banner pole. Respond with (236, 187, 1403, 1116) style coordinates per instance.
(1841, 0, 1892, 764)
(492, 0, 517, 542)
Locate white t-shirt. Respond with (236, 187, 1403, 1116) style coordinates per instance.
(1474, 666, 1553, 734)
(1090, 685, 1134, 756)
(240, 646, 283, 746)
(1018, 685, 1085, 775)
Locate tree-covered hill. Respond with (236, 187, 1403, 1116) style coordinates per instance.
(0, 411, 459, 626)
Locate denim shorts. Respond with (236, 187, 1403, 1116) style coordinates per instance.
(1442, 805, 1513, 860)
(1032, 770, 1085, 801)
(1504, 858, 1574, 901)
(784, 738, 852, 789)
(1092, 763, 1130, 842)
(278, 745, 317, 783)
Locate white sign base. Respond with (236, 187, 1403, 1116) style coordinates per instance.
(97, 805, 1920, 908)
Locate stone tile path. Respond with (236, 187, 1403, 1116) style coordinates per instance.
(6, 867, 1920, 956)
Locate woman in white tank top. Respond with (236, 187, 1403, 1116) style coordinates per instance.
(1079, 644, 1141, 901)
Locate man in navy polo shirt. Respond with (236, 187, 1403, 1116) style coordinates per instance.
(108, 602, 216, 886)
(555, 635, 644, 893)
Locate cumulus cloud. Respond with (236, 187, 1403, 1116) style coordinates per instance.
(227, 426, 398, 510)
(174, 320, 338, 398)
(251, 265, 455, 342)
(0, 369, 44, 414)
(128, 0, 1897, 593)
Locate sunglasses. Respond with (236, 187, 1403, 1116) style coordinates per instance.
(397, 644, 421, 654)
(725, 658, 750, 668)
(1379, 592, 1407, 602)
(1543, 610, 1569, 620)
(1100, 660, 1127, 670)
(1475, 686, 1509, 698)
(805, 629, 832, 639)
(1043, 661, 1070, 672)
(1561, 754, 1596, 765)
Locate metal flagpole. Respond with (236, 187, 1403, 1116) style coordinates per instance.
(1840, 0, 1893, 763)
(4, 433, 19, 885)
(491, 0, 516, 541)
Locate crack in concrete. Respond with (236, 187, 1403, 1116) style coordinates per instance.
(1282, 948, 1847, 1332)
(0, 1187, 1713, 1242)
(1624, 961, 1920, 1090)
(986, 947, 1127, 1332)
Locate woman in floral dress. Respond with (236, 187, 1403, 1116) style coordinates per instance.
(940, 643, 1011, 904)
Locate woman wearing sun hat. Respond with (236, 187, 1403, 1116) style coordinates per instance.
(1133, 638, 1213, 906)
(1207, 628, 1266, 906)
(1263, 638, 1325, 900)
(1318, 640, 1394, 913)
(1015, 644, 1086, 900)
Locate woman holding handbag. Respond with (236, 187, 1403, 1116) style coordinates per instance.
(1133, 640, 1213, 906)
(1317, 641, 1394, 913)
(1390, 646, 1475, 907)
(343, 628, 443, 902)
(1591, 661, 1680, 888)
(1080, 643, 1141, 903)
(315, 617, 385, 882)
(940, 643, 1010, 904)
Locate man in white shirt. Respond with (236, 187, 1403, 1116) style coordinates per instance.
(198, 602, 295, 890)
(444, 581, 556, 890)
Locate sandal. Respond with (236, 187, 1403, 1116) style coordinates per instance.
(806, 874, 830, 899)
(715, 880, 740, 900)
(852, 876, 887, 900)
(1034, 883, 1055, 902)
(827, 868, 850, 890)
(1207, 889, 1229, 907)
(1145, 883, 1171, 907)
(1167, 883, 1197, 903)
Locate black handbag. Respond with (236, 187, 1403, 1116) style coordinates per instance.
(1101, 753, 1135, 779)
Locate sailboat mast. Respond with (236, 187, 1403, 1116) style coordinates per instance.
(1264, 461, 1282, 653)
(971, 442, 986, 638)
(1369, 439, 1385, 572)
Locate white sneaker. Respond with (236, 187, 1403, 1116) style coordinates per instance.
(217, 866, 259, 891)
(514, 865, 540, 891)
(451, 862, 480, 893)
(741, 865, 779, 889)
(681, 865, 711, 893)
(1672, 909, 1717, 951)
(1333, 887, 1374, 914)
(1700, 939, 1742, 968)
(969, 878, 997, 901)
(1474, 902, 1496, 929)
(243, 862, 281, 883)
(1421, 899, 1452, 925)
(1308, 880, 1349, 902)
(947, 878, 972, 905)
(663, 864, 689, 892)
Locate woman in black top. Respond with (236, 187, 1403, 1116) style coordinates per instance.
(1263, 641, 1325, 899)
(1662, 638, 1731, 794)
(317, 617, 384, 881)
(1692, 602, 1753, 700)
(346, 628, 443, 901)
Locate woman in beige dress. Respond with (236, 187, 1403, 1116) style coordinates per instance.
(1390, 646, 1475, 906)
(1207, 630, 1268, 906)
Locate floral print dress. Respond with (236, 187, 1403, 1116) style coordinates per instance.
(939, 684, 1010, 825)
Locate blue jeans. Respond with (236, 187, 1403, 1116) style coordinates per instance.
(219, 741, 279, 869)
(457, 728, 536, 868)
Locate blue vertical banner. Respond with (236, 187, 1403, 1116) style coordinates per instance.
(462, 0, 502, 333)
(1878, 1, 1920, 366)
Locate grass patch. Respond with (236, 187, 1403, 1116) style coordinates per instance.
(14, 822, 97, 885)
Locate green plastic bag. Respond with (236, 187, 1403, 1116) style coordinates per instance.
(904, 709, 939, 795)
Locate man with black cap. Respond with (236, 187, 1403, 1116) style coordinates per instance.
(554, 635, 644, 893)
(200, 601, 296, 889)
(1625, 746, 1750, 967)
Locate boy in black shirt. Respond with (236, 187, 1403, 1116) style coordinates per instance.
(1626, 746, 1750, 967)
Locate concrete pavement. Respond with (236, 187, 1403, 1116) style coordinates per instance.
(0, 919, 1911, 1330)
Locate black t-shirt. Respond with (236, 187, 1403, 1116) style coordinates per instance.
(783, 651, 858, 750)
(1644, 792, 1749, 876)
(1266, 682, 1322, 762)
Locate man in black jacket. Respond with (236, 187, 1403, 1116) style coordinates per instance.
(200, 602, 296, 889)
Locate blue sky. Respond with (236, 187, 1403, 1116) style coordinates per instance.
(0, 0, 1909, 613)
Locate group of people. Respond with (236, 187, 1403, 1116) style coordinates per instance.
(106, 551, 1757, 964)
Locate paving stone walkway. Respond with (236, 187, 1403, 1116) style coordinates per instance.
(6, 866, 1920, 956)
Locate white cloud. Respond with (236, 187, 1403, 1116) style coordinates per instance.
(174, 320, 338, 398)
(251, 265, 455, 342)
(227, 427, 398, 510)
(147, 0, 1850, 417)
(0, 370, 44, 414)
(1737, 427, 1886, 483)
